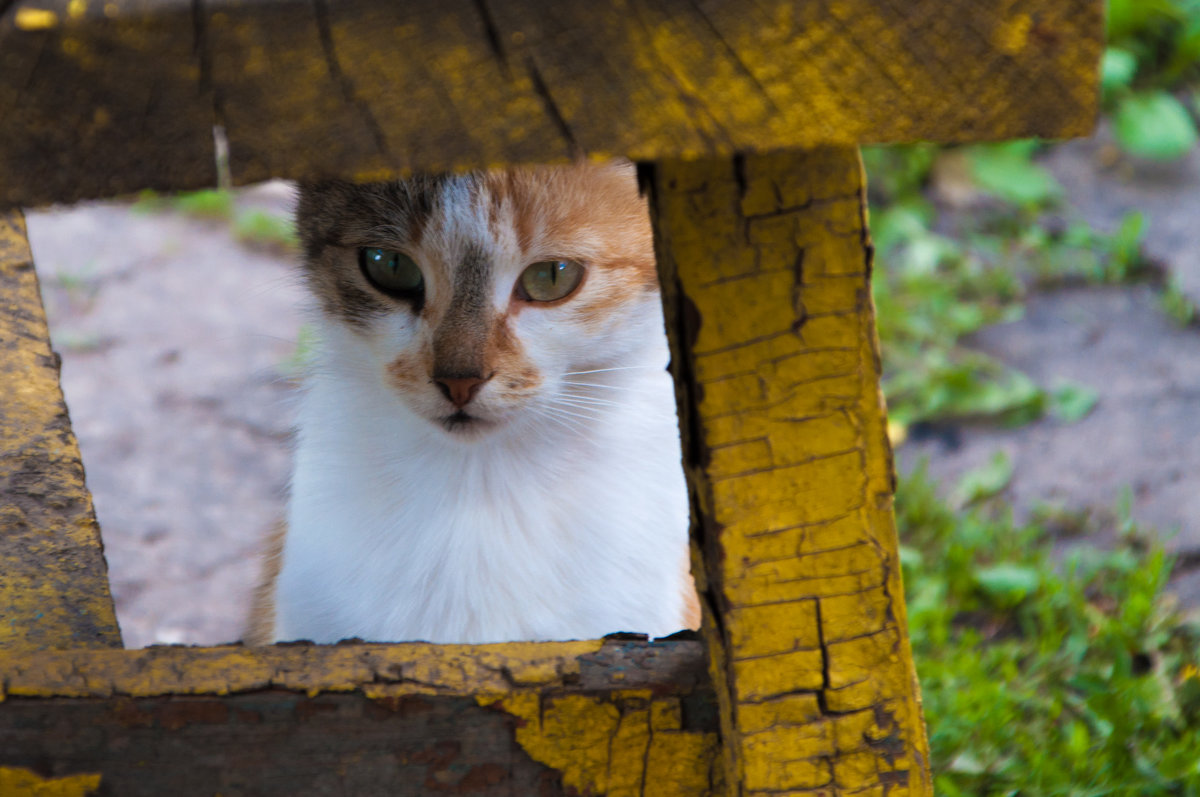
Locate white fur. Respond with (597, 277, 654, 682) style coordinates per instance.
(272, 173, 690, 644)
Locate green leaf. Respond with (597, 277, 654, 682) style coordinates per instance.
(898, 544, 923, 571)
(1106, 0, 1175, 41)
(967, 141, 1061, 207)
(955, 451, 1014, 507)
(1101, 48, 1138, 95)
(1112, 210, 1146, 269)
(973, 563, 1040, 605)
(170, 188, 235, 219)
(1050, 383, 1099, 423)
(1114, 91, 1199, 161)
(1162, 278, 1198, 327)
(872, 201, 935, 256)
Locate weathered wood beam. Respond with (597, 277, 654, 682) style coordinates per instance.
(0, 0, 1102, 208)
(0, 638, 720, 795)
(647, 147, 930, 795)
(0, 210, 122, 652)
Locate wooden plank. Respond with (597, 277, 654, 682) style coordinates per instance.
(0, 638, 721, 795)
(1, 0, 1102, 207)
(0, 1, 218, 208)
(645, 148, 931, 795)
(0, 211, 122, 652)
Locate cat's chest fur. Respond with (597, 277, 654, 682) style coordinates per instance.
(275, 345, 689, 644)
(260, 161, 694, 645)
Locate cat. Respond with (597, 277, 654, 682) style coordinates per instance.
(246, 159, 699, 645)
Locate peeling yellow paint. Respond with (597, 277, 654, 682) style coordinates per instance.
(0, 766, 100, 797)
(14, 8, 58, 30)
(651, 150, 933, 794)
(2, 0, 1101, 208)
(0, 640, 607, 700)
(482, 691, 719, 797)
(997, 13, 1034, 54)
(0, 212, 121, 653)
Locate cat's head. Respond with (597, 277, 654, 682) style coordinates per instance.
(296, 160, 666, 441)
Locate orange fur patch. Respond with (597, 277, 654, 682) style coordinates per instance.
(244, 519, 287, 645)
(681, 553, 702, 630)
(489, 316, 541, 393)
(386, 350, 428, 391)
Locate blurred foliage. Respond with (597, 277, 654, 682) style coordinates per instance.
(1163, 277, 1200, 326)
(232, 208, 300, 252)
(899, 462, 1200, 796)
(1105, 0, 1200, 159)
(864, 142, 1137, 432)
(132, 188, 297, 252)
(866, 0, 1200, 430)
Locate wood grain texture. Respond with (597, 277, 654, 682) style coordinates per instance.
(646, 148, 931, 796)
(0, 0, 1102, 207)
(0, 211, 122, 653)
(0, 638, 719, 795)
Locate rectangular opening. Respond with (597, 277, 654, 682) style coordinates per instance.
(23, 166, 699, 650)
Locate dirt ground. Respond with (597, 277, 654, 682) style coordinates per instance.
(27, 183, 305, 648)
(24, 133, 1200, 648)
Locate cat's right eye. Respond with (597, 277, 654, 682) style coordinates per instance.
(358, 247, 424, 300)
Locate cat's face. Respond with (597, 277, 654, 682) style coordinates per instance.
(297, 160, 664, 440)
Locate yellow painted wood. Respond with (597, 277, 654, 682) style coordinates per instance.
(0, 640, 606, 700)
(0, 211, 121, 652)
(483, 691, 721, 797)
(648, 148, 931, 795)
(0, 766, 100, 797)
(0, 639, 721, 793)
(0, 0, 1102, 207)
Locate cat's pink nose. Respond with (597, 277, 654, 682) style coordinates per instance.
(435, 375, 488, 408)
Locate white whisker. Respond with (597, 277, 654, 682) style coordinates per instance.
(562, 380, 665, 396)
(541, 402, 605, 423)
(563, 365, 662, 376)
(554, 395, 623, 409)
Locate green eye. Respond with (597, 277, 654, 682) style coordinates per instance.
(518, 259, 585, 302)
(359, 247, 424, 298)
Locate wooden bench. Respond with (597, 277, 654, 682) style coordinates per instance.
(0, 1, 1101, 794)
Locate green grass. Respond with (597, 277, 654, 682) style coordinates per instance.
(233, 208, 299, 252)
(864, 143, 1137, 433)
(898, 463, 1200, 796)
(877, 10, 1200, 786)
(1163, 277, 1199, 327)
(1105, 0, 1200, 160)
(131, 188, 297, 252)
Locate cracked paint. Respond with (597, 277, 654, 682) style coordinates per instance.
(0, 212, 121, 653)
(480, 691, 720, 797)
(0, 766, 99, 797)
(0, 0, 1099, 208)
(649, 149, 933, 795)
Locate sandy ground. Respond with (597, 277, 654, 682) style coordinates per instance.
(27, 183, 305, 648)
(23, 134, 1200, 648)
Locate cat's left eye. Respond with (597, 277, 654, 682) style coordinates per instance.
(359, 247, 424, 300)
(517, 259, 585, 303)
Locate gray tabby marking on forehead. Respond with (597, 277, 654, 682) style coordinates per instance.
(295, 176, 457, 328)
(296, 175, 454, 255)
(432, 243, 492, 379)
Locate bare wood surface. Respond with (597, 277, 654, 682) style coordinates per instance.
(0, 638, 719, 795)
(647, 148, 931, 795)
(0, 211, 121, 652)
(0, 0, 1102, 208)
